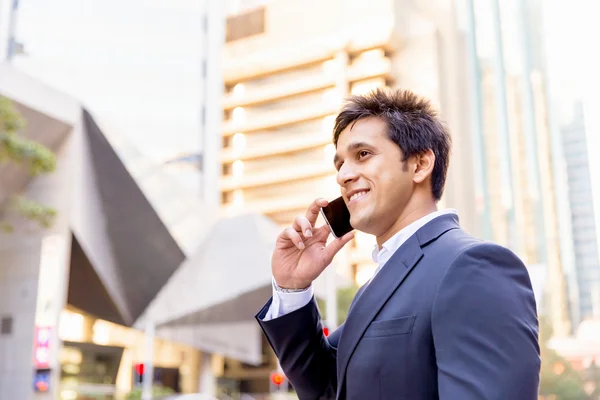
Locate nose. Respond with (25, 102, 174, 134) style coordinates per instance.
(336, 162, 359, 186)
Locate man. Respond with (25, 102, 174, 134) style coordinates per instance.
(255, 88, 540, 399)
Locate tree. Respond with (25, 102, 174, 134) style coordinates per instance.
(539, 316, 589, 400)
(0, 96, 57, 231)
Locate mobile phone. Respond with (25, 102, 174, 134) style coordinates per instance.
(320, 196, 354, 239)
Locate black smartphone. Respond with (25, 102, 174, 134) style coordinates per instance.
(320, 196, 354, 239)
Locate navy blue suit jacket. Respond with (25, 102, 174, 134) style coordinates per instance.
(256, 214, 540, 399)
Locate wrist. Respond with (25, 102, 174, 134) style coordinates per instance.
(273, 278, 311, 292)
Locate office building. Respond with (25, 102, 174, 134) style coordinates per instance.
(460, 0, 572, 336)
(541, 0, 600, 324)
(0, 64, 283, 399)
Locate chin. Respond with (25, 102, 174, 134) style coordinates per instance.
(350, 215, 369, 234)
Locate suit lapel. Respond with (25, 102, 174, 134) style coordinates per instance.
(336, 234, 423, 398)
(335, 213, 461, 399)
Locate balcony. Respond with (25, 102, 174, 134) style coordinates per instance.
(347, 57, 392, 83)
(222, 134, 331, 163)
(224, 75, 336, 110)
(224, 35, 345, 84)
(223, 104, 337, 136)
(224, 57, 392, 112)
(221, 162, 334, 191)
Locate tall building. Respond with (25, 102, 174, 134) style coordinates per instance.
(220, 0, 479, 286)
(458, 0, 573, 336)
(541, 0, 600, 324)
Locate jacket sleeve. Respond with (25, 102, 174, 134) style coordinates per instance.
(432, 242, 541, 399)
(256, 297, 339, 400)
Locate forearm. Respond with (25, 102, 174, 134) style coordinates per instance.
(256, 298, 338, 399)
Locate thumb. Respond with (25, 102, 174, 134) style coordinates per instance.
(322, 231, 355, 262)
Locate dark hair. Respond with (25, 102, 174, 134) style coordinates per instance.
(333, 88, 452, 201)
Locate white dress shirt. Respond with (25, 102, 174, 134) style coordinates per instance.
(263, 209, 458, 321)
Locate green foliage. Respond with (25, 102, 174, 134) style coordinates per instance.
(125, 385, 175, 399)
(10, 196, 56, 227)
(0, 96, 56, 174)
(0, 96, 57, 230)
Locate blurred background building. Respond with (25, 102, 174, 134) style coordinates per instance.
(2, 0, 600, 398)
(541, 0, 600, 326)
(0, 0, 19, 61)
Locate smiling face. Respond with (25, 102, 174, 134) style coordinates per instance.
(334, 117, 417, 240)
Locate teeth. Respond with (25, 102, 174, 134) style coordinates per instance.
(350, 191, 369, 201)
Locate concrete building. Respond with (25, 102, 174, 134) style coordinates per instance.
(220, 0, 479, 286)
(0, 65, 287, 399)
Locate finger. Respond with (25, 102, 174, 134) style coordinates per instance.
(313, 224, 332, 240)
(305, 198, 329, 227)
(293, 216, 313, 238)
(281, 227, 305, 250)
(322, 231, 354, 261)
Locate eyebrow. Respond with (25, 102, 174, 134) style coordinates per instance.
(333, 141, 374, 166)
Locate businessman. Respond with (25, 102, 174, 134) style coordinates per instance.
(256, 88, 540, 399)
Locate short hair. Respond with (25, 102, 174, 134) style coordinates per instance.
(333, 88, 452, 201)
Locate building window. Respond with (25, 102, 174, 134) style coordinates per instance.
(1, 316, 13, 335)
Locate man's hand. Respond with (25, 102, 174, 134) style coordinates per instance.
(272, 198, 354, 289)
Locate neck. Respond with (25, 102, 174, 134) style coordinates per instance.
(376, 196, 438, 248)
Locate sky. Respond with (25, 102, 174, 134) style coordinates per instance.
(13, 0, 207, 161)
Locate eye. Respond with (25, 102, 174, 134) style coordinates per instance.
(358, 150, 371, 159)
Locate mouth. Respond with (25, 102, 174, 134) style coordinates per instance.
(347, 189, 370, 204)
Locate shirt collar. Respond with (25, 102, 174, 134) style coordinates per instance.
(371, 209, 458, 264)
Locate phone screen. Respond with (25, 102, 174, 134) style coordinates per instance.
(320, 196, 353, 239)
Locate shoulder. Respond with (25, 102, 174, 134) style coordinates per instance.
(431, 227, 523, 267)
(450, 240, 525, 270)
(433, 239, 534, 309)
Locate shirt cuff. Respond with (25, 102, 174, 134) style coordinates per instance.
(263, 277, 313, 321)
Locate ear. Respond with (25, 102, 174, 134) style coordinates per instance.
(413, 149, 435, 184)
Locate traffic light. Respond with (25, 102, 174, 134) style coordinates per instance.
(133, 363, 145, 386)
(270, 370, 288, 392)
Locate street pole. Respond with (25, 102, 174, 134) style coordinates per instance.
(325, 263, 338, 331)
(142, 320, 155, 400)
(201, 0, 225, 210)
